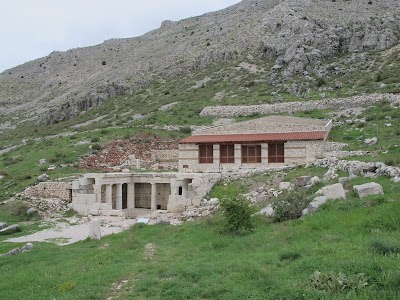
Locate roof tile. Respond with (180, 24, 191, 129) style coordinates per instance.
(179, 131, 327, 144)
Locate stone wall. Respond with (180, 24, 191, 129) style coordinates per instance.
(178, 141, 324, 173)
(200, 93, 400, 118)
(24, 182, 72, 201)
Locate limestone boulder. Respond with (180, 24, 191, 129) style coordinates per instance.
(392, 176, 400, 183)
(0, 224, 20, 235)
(364, 137, 378, 146)
(321, 183, 346, 200)
(0, 222, 7, 230)
(294, 176, 312, 187)
(27, 207, 38, 215)
(353, 182, 383, 198)
(279, 182, 291, 191)
(37, 173, 50, 182)
(302, 196, 328, 215)
(39, 158, 47, 165)
(258, 204, 274, 217)
(311, 176, 320, 186)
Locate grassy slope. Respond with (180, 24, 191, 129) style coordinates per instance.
(0, 175, 399, 299)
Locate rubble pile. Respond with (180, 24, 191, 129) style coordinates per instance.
(79, 133, 178, 170)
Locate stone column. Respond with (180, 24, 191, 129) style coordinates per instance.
(116, 183, 123, 210)
(127, 183, 135, 209)
(151, 183, 157, 210)
(93, 185, 102, 203)
(105, 184, 112, 204)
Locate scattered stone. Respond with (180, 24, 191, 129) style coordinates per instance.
(353, 182, 384, 198)
(27, 207, 38, 215)
(37, 173, 50, 182)
(364, 137, 378, 146)
(294, 176, 312, 187)
(0, 222, 7, 230)
(137, 218, 150, 224)
(392, 176, 400, 183)
(208, 198, 219, 205)
(88, 220, 101, 240)
(0, 224, 20, 235)
(279, 182, 291, 190)
(258, 204, 274, 217)
(170, 219, 183, 226)
(302, 196, 328, 215)
(311, 176, 320, 186)
(321, 183, 346, 200)
(21, 243, 33, 253)
(39, 159, 47, 165)
(338, 177, 348, 184)
(323, 168, 338, 181)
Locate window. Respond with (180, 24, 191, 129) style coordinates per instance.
(241, 145, 261, 163)
(199, 144, 213, 163)
(220, 144, 235, 163)
(268, 143, 284, 163)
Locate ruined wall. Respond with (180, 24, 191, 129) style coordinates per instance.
(24, 182, 72, 201)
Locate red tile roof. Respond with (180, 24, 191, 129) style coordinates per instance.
(179, 131, 327, 144)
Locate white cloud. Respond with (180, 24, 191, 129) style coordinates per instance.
(0, 0, 241, 71)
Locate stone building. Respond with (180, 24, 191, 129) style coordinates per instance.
(71, 172, 220, 217)
(72, 116, 332, 217)
(178, 116, 332, 173)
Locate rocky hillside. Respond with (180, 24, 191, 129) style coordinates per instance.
(0, 0, 399, 128)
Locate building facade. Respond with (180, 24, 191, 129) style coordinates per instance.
(178, 116, 332, 173)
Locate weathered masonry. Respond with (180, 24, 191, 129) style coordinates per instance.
(72, 172, 220, 217)
(178, 116, 332, 173)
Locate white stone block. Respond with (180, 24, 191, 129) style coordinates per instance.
(89, 220, 101, 240)
(321, 183, 346, 200)
(353, 182, 383, 198)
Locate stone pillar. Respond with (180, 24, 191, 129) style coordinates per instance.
(127, 183, 135, 209)
(116, 183, 123, 210)
(93, 185, 102, 203)
(151, 183, 157, 210)
(105, 184, 112, 204)
(234, 144, 241, 167)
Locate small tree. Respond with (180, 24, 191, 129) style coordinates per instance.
(217, 195, 255, 235)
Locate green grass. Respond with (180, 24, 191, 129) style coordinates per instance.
(0, 176, 399, 299)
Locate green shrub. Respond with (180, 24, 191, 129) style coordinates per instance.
(272, 191, 311, 222)
(371, 240, 400, 255)
(217, 195, 255, 235)
(179, 126, 192, 134)
(309, 271, 369, 293)
(92, 143, 101, 151)
(316, 77, 326, 87)
(90, 137, 100, 143)
(3, 156, 23, 166)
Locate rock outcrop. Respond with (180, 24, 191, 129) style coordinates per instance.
(0, 0, 399, 126)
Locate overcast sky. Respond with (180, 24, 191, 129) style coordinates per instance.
(0, 0, 241, 72)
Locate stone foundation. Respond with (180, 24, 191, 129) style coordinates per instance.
(23, 182, 72, 201)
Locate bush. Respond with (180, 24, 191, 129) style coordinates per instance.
(92, 143, 101, 151)
(310, 271, 369, 293)
(217, 195, 255, 235)
(90, 137, 100, 143)
(179, 126, 192, 134)
(272, 191, 311, 222)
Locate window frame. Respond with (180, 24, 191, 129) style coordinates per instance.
(219, 144, 235, 164)
(241, 144, 262, 163)
(268, 142, 285, 163)
(198, 144, 213, 164)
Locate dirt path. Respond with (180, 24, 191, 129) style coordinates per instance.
(5, 219, 136, 246)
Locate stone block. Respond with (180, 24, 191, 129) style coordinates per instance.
(353, 182, 383, 198)
(321, 183, 346, 200)
(279, 182, 291, 190)
(0, 222, 7, 230)
(89, 220, 101, 240)
(302, 196, 328, 215)
(294, 176, 312, 187)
